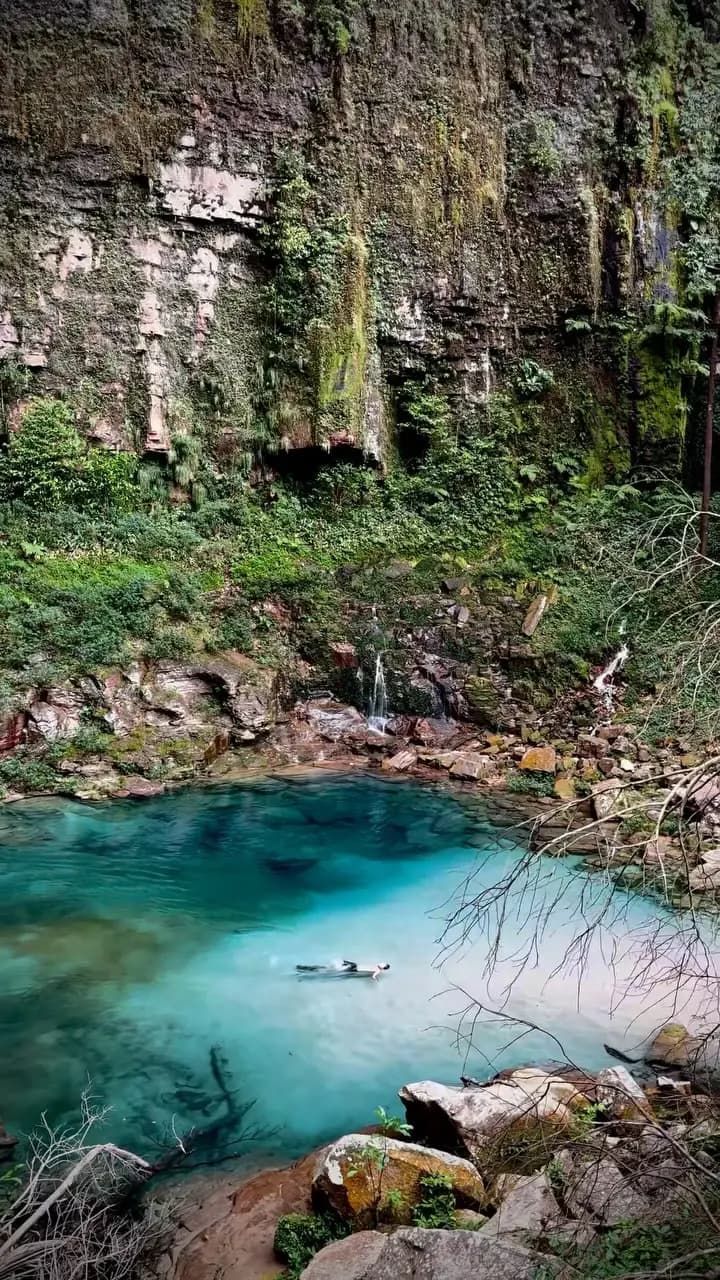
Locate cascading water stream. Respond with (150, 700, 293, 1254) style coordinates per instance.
(593, 642, 630, 710)
(367, 653, 389, 734)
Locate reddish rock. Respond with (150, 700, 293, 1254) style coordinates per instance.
(450, 753, 493, 781)
(203, 730, 231, 765)
(329, 642, 358, 669)
(409, 717, 458, 747)
(0, 711, 27, 752)
(519, 746, 557, 774)
(381, 749, 417, 772)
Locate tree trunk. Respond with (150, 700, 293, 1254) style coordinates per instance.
(699, 290, 720, 557)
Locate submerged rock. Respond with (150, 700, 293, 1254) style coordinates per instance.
(399, 1070, 588, 1171)
(301, 1228, 571, 1279)
(312, 1134, 485, 1225)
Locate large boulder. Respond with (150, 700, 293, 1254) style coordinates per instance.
(312, 1135, 485, 1225)
(399, 1071, 588, 1171)
(519, 746, 557, 773)
(648, 1023, 694, 1067)
(27, 684, 85, 741)
(449, 752, 495, 781)
(688, 850, 720, 892)
(301, 1228, 572, 1279)
(648, 1024, 720, 1085)
(304, 699, 366, 742)
(480, 1171, 563, 1243)
(559, 1151, 651, 1226)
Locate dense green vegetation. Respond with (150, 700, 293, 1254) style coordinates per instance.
(0, 390, 717, 745)
(544, 1215, 720, 1280)
(273, 1211, 348, 1279)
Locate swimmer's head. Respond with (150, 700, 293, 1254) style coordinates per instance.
(378, 962, 390, 971)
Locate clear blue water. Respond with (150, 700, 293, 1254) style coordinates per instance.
(0, 775, 700, 1165)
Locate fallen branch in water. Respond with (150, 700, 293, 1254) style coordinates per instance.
(0, 1049, 271, 1279)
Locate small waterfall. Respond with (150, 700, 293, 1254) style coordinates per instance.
(368, 654, 389, 734)
(593, 642, 630, 709)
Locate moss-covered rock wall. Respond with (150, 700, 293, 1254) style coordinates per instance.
(0, 0, 709, 471)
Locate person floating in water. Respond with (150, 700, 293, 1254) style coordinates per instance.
(296, 959, 390, 981)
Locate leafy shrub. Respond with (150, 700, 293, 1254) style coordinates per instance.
(550, 1217, 718, 1279)
(514, 360, 555, 398)
(70, 725, 113, 756)
(273, 1212, 348, 1279)
(411, 1173, 457, 1230)
(309, 462, 380, 509)
(0, 755, 62, 794)
(569, 1100, 609, 1140)
(507, 769, 556, 798)
(0, 399, 138, 513)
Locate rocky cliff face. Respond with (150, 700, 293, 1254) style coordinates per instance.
(0, 0, 693, 469)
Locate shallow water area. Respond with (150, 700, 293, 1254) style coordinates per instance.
(0, 775, 709, 1164)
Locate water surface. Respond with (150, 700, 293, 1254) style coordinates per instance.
(0, 775, 705, 1162)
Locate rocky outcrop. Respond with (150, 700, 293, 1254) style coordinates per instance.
(18, 653, 278, 757)
(163, 1150, 323, 1280)
(0, 0, 693, 466)
(28, 684, 85, 741)
(312, 1135, 485, 1225)
(647, 1023, 720, 1084)
(399, 1070, 588, 1170)
(595, 1066, 653, 1124)
(557, 1148, 651, 1227)
(300, 1228, 572, 1280)
(480, 1171, 563, 1243)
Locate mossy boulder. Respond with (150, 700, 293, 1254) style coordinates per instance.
(312, 1135, 486, 1226)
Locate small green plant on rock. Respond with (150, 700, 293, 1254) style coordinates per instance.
(381, 1187, 405, 1221)
(375, 1105, 411, 1138)
(514, 360, 555, 399)
(273, 1211, 348, 1280)
(411, 1172, 457, 1229)
(569, 1100, 609, 1140)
